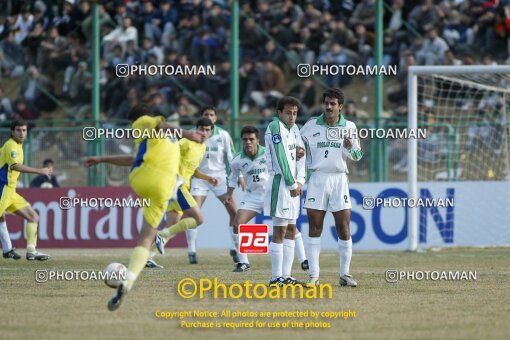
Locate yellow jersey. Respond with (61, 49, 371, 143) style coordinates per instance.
(130, 115, 179, 176)
(0, 138, 24, 189)
(178, 138, 206, 189)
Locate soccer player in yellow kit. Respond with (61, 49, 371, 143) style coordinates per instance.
(0, 120, 52, 260)
(146, 117, 218, 268)
(84, 104, 205, 311)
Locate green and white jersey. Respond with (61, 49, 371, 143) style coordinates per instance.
(300, 113, 363, 174)
(228, 145, 268, 195)
(198, 126, 235, 177)
(264, 117, 306, 190)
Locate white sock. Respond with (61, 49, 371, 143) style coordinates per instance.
(234, 232, 249, 264)
(338, 238, 352, 276)
(282, 239, 295, 278)
(0, 221, 12, 252)
(294, 232, 307, 263)
(229, 226, 236, 251)
(269, 242, 283, 279)
(308, 237, 321, 278)
(240, 253, 249, 264)
(186, 229, 197, 253)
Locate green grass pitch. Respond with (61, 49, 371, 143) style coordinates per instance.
(1, 248, 508, 339)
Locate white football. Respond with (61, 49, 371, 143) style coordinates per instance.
(103, 262, 127, 289)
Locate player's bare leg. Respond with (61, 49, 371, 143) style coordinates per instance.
(147, 210, 180, 268)
(218, 193, 240, 263)
(232, 209, 257, 272)
(333, 209, 357, 287)
(193, 195, 207, 208)
(148, 206, 203, 266)
(160, 207, 203, 248)
(109, 219, 157, 311)
(14, 206, 49, 260)
(307, 209, 327, 285)
(165, 210, 181, 228)
(147, 211, 181, 268)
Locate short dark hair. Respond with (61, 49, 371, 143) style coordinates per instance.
(128, 104, 152, 122)
(43, 159, 54, 167)
(276, 96, 300, 112)
(241, 125, 259, 139)
(322, 88, 344, 105)
(10, 119, 28, 131)
(200, 105, 217, 116)
(196, 117, 214, 129)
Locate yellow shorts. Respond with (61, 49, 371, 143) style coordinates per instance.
(0, 186, 30, 215)
(129, 168, 177, 228)
(168, 186, 197, 214)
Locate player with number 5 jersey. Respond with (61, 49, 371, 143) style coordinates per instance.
(264, 97, 307, 286)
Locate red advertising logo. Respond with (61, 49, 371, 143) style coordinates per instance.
(7, 187, 187, 248)
(238, 224, 269, 254)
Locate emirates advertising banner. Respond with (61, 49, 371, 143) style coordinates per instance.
(8, 182, 510, 249)
(8, 187, 187, 248)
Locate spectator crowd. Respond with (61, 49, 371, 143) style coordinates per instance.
(0, 0, 509, 126)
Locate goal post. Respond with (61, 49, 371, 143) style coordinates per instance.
(407, 65, 510, 251)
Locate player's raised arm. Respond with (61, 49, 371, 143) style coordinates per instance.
(83, 155, 135, 167)
(156, 121, 206, 143)
(11, 163, 53, 176)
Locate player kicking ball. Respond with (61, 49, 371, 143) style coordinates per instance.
(300, 88, 363, 287)
(84, 105, 205, 311)
(146, 118, 218, 268)
(0, 120, 52, 261)
(264, 97, 307, 286)
(225, 126, 308, 273)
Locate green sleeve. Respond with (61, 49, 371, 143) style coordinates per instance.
(350, 149, 363, 161)
(269, 121, 295, 187)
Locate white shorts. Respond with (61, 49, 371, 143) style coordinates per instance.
(264, 174, 300, 219)
(239, 191, 264, 213)
(272, 217, 297, 227)
(190, 176, 228, 197)
(304, 172, 351, 212)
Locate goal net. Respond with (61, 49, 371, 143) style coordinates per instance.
(407, 66, 510, 250)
